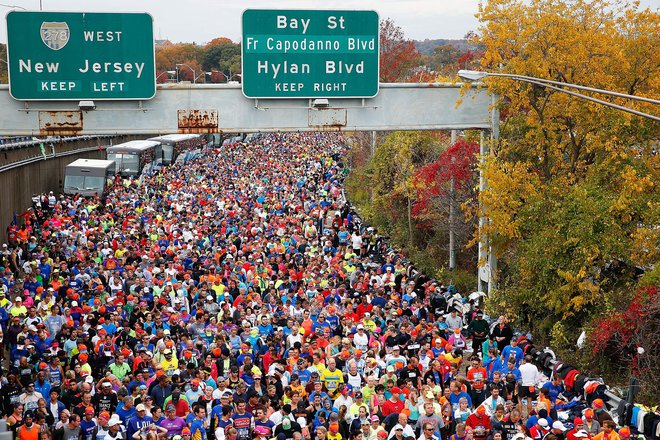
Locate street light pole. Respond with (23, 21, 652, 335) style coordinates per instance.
(458, 70, 660, 121)
(227, 73, 242, 83)
(155, 71, 176, 82)
(194, 72, 212, 83)
(176, 63, 196, 84)
(449, 130, 457, 279)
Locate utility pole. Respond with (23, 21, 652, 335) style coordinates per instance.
(478, 130, 489, 293)
(449, 130, 457, 279)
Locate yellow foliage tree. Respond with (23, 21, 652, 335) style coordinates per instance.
(155, 43, 204, 73)
(473, 0, 659, 336)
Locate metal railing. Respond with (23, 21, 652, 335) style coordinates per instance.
(0, 135, 115, 151)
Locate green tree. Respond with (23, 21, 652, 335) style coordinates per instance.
(201, 42, 241, 79)
(427, 44, 461, 71)
(348, 132, 442, 253)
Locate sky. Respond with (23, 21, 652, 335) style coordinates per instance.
(0, 0, 483, 44)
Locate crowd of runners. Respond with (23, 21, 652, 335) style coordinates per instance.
(0, 133, 648, 440)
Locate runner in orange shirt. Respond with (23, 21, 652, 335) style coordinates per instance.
(467, 355, 488, 406)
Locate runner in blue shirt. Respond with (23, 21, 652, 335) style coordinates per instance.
(190, 405, 209, 440)
(501, 338, 524, 367)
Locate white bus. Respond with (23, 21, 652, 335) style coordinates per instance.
(147, 134, 203, 165)
(106, 140, 162, 178)
(63, 159, 116, 197)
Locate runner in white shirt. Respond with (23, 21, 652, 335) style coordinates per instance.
(354, 325, 369, 350)
(518, 355, 540, 415)
(351, 232, 363, 252)
(345, 361, 363, 389)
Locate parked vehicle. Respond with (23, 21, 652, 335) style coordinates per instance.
(147, 134, 204, 165)
(106, 140, 162, 178)
(63, 158, 116, 197)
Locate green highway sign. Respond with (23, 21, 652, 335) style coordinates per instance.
(242, 9, 379, 99)
(6, 11, 156, 101)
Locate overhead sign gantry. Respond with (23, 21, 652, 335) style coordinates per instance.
(0, 9, 494, 136)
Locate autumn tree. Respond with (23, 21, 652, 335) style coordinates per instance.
(205, 37, 234, 48)
(413, 138, 480, 269)
(0, 44, 7, 84)
(589, 284, 659, 403)
(426, 44, 461, 73)
(156, 43, 204, 71)
(154, 39, 239, 82)
(379, 18, 421, 82)
(472, 0, 659, 373)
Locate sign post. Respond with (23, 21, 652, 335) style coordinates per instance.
(242, 9, 379, 99)
(6, 11, 156, 101)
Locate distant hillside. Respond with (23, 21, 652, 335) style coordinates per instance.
(414, 39, 479, 55)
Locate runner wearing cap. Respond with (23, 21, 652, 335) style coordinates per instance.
(17, 410, 39, 440)
(126, 404, 153, 439)
(545, 421, 568, 440)
(567, 419, 589, 440)
(591, 399, 613, 426)
(80, 406, 98, 440)
(160, 404, 187, 437)
(530, 418, 550, 440)
(616, 427, 630, 440)
(382, 387, 405, 417)
(583, 409, 601, 436)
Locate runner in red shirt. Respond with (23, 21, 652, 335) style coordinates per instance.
(381, 387, 406, 417)
(467, 356, 489, 406)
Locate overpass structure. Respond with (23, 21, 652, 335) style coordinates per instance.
(0, 83, 492, 136)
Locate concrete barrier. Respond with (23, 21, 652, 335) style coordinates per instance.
(0, 135, 142, 242)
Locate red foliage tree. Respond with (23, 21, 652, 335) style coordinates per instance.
(412, 138, 479, 220)
(456, 50, 478, 69)
(589, 285, 659, 380)
(379, 18, 421, 82)
(207, 70, 226, 83)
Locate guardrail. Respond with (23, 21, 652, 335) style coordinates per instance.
(0, 143, 111, 174)
(0, 134, 115, 150)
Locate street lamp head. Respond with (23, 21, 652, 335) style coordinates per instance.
(458, 70, 489, 81)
